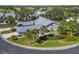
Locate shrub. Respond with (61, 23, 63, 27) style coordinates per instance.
(11, 35, 18, 40)
(36, 35, 47, 43)
(0, 30, 11, 34)
(64, 37, 76, 42)
(55, 35, 65, 39)
(0, 28, 16, 34)
(64, 33, 76, 41)
(11, 28, 16, 32)
(47, 34, 65, 40)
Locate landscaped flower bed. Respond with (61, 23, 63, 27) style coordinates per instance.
(0, 28, 16, 34)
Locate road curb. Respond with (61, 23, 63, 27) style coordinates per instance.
(1, 35, 79, 50)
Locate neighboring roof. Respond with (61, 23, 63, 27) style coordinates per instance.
(77, 18, 79, 23)
(35, 11, 46, 15)
(16, 16, 59, 33)
(35, 16, 55, 26)
(33, 11, 46, 16)
(66, 17, 73, 22)
(0, 13, 16, 18)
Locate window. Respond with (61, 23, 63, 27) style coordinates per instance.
(17, 24, 23, 27)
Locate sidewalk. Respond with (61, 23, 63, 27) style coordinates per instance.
(2, 32, 18, 39)
(0, 27, 12, 32)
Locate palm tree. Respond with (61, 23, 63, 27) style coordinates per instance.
(5, 16, 16, 27)
(31, 29, 39, 39)
(58, 21, 70, 35)
(14, 7, 35, 22)
(43, 7, 64, 21)
(25, 29, 35, 46)
(58, 19, 77, 35)
(25, 29, 31, 39)
(40, 25, 46, 34)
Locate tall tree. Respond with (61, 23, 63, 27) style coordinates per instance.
(40, 25, 46, 34)
(5, 16, 16, 27)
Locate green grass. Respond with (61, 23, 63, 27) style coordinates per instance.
(8, 34, 77, 48)
(8, 35, 36, 46)
(32, 34, 76, 47)
(75, 37, 79, 43)
(8, 36, 28, 45)
(32, 40, 76, 48)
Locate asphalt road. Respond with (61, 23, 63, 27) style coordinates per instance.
(0, 36, 79, 54)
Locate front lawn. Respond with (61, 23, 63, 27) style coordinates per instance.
(8, 36, 31, 45)
(8, 35, 36, 46)
(33, 40, 76, 47)
(33, 34, 77, 47)
(7, 34, 77, 48)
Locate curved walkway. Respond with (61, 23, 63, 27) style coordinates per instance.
(0, 27, 12, 32)
(0, 35, 79, 54)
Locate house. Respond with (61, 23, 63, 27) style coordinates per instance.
(0, 13, 16, 27)
(16, 16, 59, 33)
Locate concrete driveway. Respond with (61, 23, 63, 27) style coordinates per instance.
(0, 35, 79, 54)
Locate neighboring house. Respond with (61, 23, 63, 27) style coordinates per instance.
(16, 16, 59, 33)
(66, 17, 73, 22)
(0, 13, 16, 18)
(0, 13, 15, 24)
(32, 11, 46, 16)
(0, 13, 16, 23)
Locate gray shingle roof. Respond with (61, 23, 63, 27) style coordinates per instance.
(16, 16, 59, 33)
(17, 21, 34, 26)
(0, 13, 15, 18)
(35, 16, 55, 26)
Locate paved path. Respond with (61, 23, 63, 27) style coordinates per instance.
(0, 36, 79, 54)
(2, 32, 18, 39)
(0, 27, 12, 32)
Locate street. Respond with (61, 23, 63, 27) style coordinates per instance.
(0, 36, 79, 54)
